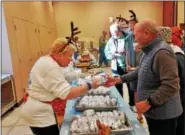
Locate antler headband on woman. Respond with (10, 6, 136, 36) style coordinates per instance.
(65, 21, 81, 45)
(116, 14, 129, 24)
(115, 10, 137, 25)
(129, 10, 138, 22)
(50, 21, 80, 55)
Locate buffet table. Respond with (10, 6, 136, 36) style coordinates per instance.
(60, 86, 148, 135)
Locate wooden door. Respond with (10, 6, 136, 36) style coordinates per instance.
(48, 28, 57, 51)
(163, 1, 177, 26)
(51, 28, 57, 42)
(38, 26, 50, 55)
(26, 22, 41, 67)
(47, 29, 52, 52)
(13, 18, 31, 91)
(5, 19, 24, 102)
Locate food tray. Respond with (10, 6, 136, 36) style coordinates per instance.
(87, 87, 111, 96)
(87, 91, 111, 96)
(70, 113, 133, 135)
(74, 97, 118, 111)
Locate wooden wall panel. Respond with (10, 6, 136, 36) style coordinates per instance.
(4, 18, 24, 101)
(3, 2, 57, 102)
(26, 22, 41, 67)
(13, 18, 31, 93)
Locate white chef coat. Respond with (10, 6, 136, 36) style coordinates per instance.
(62, 62, 85, 83)
(21, 56, 71, 127)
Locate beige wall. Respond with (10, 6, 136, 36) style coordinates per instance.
(177, 1, 184, 25)
(3, 2, 56, 28)
(53, 2, 163, 45)
(3, 2, 57, 102)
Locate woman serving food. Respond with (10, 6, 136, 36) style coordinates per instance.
(21, 38, 102, 135)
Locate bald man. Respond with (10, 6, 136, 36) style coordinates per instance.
(99, 30, 108, 67)
(107, 20, 183, 135)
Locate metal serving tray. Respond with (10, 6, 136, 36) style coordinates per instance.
(87, 91, 111, 96)
(74, 96, 118, 111)
(70, 113, 133, 135)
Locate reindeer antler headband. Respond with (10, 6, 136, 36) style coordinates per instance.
(116, 14, 129, 24)
(129, 10, 137, 22)
(65, 21, 81, 45)
(50, 22, 81, 54)
(116, 10, 137, 24)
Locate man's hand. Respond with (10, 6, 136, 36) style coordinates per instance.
(135, 44, 141, 52)
(126, 65, 131, 71)
(103, 76, 122, 87)
(136, 100, 151, 114)
(96, 120, 111, 135)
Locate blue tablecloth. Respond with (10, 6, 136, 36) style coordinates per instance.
(60, 86, 148, 135)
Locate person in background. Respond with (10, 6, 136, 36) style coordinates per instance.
(104, 20, 183, 135)
(125, 19, 139, 111)
(179, 23, 185, 52)
(104, 28, 126, 97)
(108, 16, 118, 39)
(99, 30, 109, 67)
(171, 26, 183, 48)
(125, 19, 138, 69)
(21, 38, 101, 135)
(73, 36, 80, 61)
(159, 26, 185, 135)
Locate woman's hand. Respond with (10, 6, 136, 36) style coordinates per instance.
(96, 120, 111, 135)
(78, 73, 86, 78)
(91, 79, 102, 89)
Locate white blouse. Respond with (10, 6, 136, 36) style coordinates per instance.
(21, 56, 71, 127)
